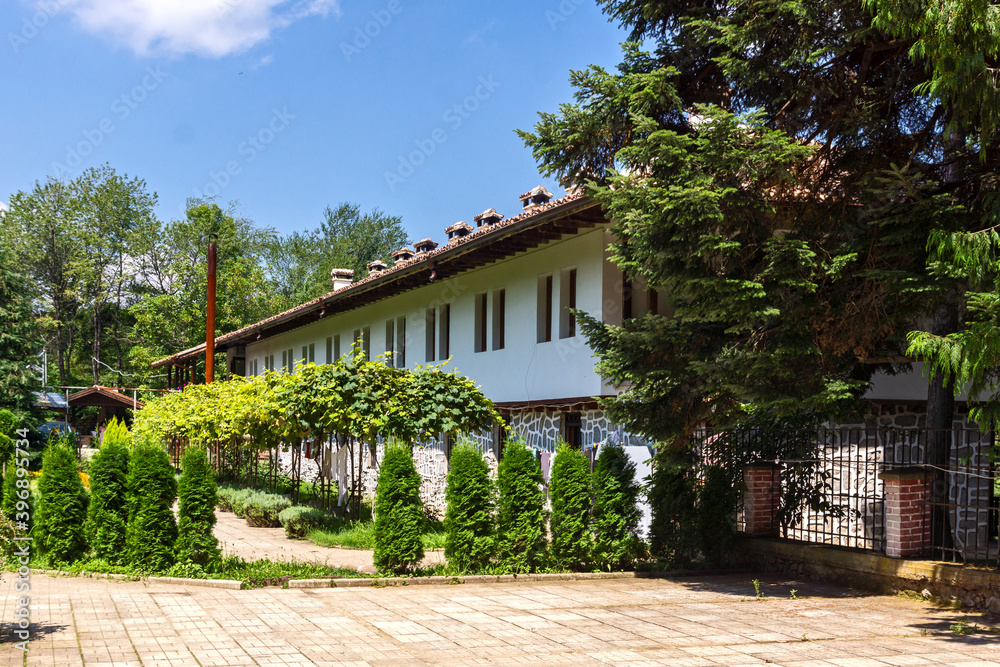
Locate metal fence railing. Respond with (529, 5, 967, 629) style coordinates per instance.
(696, 426, 999, 568)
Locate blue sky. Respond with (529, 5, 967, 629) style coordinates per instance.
(1, 0, 629, 243)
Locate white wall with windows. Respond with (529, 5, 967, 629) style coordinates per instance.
(243, 225, 624, 404)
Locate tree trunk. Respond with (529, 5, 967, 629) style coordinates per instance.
(926, 300, 957, 553)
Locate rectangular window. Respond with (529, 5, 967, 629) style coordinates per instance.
(353, 329, 361, 355)
(439, 304, 450, 359)
(362, 326, 370, 360)
(385, 319, 395, 363)
(474, 293, 488, 353)
(537, 275, 552, 343)
(425, 308, 436, 362)
(308, 343, 315, 363)
(647, 288, 659, 316)
(286, 348, 294, 371)
(326, 336, 333, 363)
(559, 268, 577, 339)
(492, 289, 505, 350)
(396, 316, 406, 367)
(281, 349, 287, 371)
(334, 334, 341, 360)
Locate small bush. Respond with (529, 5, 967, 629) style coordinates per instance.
(495, 438, 547, 573)
(278, 505, 328, 538)
(444, 441, 494, 572)
(124, 443, 177, 572)
(549, 444, 592, 570)
(85, 435, 131, 563)
(36, 441, 89, 564)
(230, 488, 258, 518)
(176, 447, 220, 566)
(216, 484, 239, 511)
(373, 442, 424, 574)
(243, 491, 292, 527)
(1, 464, 28, 527)
(592, 443, 642, 570)
(0, 512, 24, 564)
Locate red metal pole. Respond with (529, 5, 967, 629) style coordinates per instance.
(206, 234, 217, 384)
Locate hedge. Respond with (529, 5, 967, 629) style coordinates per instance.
(495, 438, 547, 573)
(85, 437, 131, 563)
(278, 506, 328, 538)
(176, 446, 220, 566)
(591, 443, 642, 570)
(36, 441, 89, 564)
(443, 441, 494, 572)
(124, 443, 177, 571)
(373, 442, 424, 574)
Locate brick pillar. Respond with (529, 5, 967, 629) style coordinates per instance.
(882, 467, 930, 558)
(743, 464, 780, 537)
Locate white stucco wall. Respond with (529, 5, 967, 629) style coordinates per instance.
(244, 226, 616, 404)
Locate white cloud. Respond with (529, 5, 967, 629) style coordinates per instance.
(250, 53, 275, 70)
(45, 0, 339, 57)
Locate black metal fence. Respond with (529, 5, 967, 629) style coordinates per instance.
(695, 426, 999, 568)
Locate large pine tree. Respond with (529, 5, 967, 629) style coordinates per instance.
(519, 1, 1000, 451)
(0, 247, 44, 422)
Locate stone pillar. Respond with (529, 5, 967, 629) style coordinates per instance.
(743, 464, 781, 537)
(882, 467, 930, 558)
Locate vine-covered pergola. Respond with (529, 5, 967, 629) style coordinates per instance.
(132, 352, 505, 516)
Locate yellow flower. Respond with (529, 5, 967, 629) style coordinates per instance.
(79, 472, 90, 489)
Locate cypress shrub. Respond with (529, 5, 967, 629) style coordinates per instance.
(443, 441, 494, 572)
(124, 443, 177, 571)
(1, 464, 19, 519)
(591, 444, 641, 570)
(36, 442, 88, 564)
(373, 442, 424, 574)
(495, 438, 547, 573)
(549, 444, 593, 570)
(175, 447, 220, 566)
(84, 436, 131, 563)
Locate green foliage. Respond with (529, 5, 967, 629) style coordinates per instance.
(548, 444, 592, 570)
(278, 505, 329, 538)
(243, 492, 292, 528)
(36, 442, 88, 564)
(495, 438, 547, 572)
(124, 444, 177, 571)
(0, 410, 17, 466)
(100, 417, 131, 450)
(591, 444, 641, 570)
(444, 441, 494, 572)
(85, 436, 130, 563)
(0, 248, 43, 421)
(373, 442, 425, 574)
(0, 512, 24, 565)
(521, 0, 1000, 446)
(175, 447, 220, 566)
(1, 465, 21, 522)
(646, 449, 699, 567)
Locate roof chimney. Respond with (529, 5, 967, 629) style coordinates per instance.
(414, 238, 438, 254)
(473, 208, 504, 228)
(366, 259, 388, 275)
(392, 246, 415, 266)
(519, 185, 555, 210)
(330, 268, 354, 290)
(445, 221, 473, 243)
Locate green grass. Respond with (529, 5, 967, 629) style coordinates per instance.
(28, 553, 368, 589)
(307, 521, 447, 551)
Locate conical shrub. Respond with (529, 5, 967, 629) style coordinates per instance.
(373, 442, 424, 574)
(85, 433, 131, 563)
(124, 443, 177, 571)
(444, 441, 494, 572)
(591, 443, 641, 570)
(175, 446, 220, 566)
(549, 443, 592, 570)
(495, 438, 547, 572)
(36, 441, 88, 564)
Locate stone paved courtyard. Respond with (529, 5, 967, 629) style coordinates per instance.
(1, 573, 998, 666)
